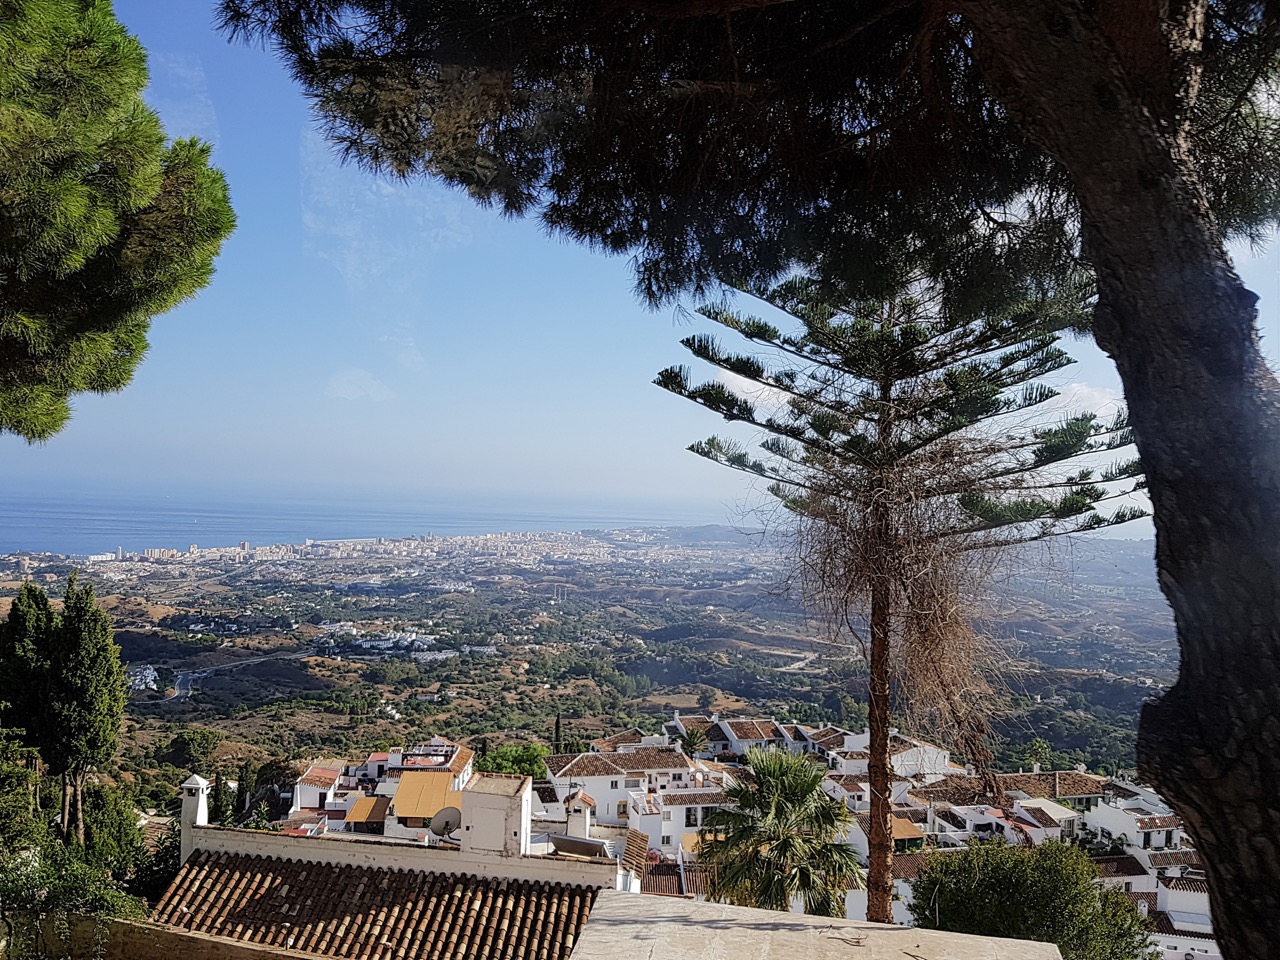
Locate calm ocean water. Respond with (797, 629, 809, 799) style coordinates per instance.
(0, 491, 723, 555)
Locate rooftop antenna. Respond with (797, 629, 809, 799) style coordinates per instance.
(429, 806, 462, 841)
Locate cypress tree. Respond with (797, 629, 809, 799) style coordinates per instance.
(0, 583, 55, 748)
(44, 573, 126, 845)
(658, 275, 1144, 920)
(237, 759, 258, 814)
(1, 0, 235, 440)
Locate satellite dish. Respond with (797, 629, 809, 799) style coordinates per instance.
(429, 806, 462, 837)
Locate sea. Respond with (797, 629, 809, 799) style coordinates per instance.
(0, 490, 728, 556)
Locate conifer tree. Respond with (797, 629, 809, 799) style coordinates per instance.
(657, 276, 1144, 921)
(1, 0, 235, 440)
(43, 574, 127, 845)
(237, 760, 258, 814)
(0, 583, 54, 749)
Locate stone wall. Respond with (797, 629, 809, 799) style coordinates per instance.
(12, 915, 317, 960)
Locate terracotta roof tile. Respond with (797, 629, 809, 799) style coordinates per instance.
(1160, 876, 1209, 894)
(621, 829, 649, 874)
(532, 780, 560, 804)
(153, 850, 596, 960)
(641, 862, 684, 897)
(724, 719, 785, 741)
(590, 729, 646, 752)
(1020, 806, 1061, 829)
(911, 771, 1106, 805)
(1135, 814, 1180, 831)
(1091, 855, 1149, 878)
(681, 863, 710, 896)
(298, 765, 343, 789)
(1148, 849, 1202, 868)
(891, 849, 962, 881)
(663, 791, 727, 806)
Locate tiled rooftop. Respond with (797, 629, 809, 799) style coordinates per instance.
(1160, 876, 1209, 894)
(1090, 855, 1148, 878)
(589, 728, 646, 752)
(1148, 849, 1202, 868)
(663, 790, 727, 807)
(911, 771, 1106, 805)
(1135, 814, 1180, 831)
(154, 850, 597, 960)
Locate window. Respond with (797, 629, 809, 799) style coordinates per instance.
(686, 807, 698, 827)
(610, 780, 618, 790)
(617, 801, 629, 818)
(1165, 829, 1175, 847)
(672, 773, 683, 781)
(662, 809, 672, 820)
(702, 806, 715, 821)
(1143, 831, 1152, 849)
(625, 778, 641, 788)
(661, 835, 672, 846)
(1124, 882, 1132, 892)
(319, 792, 328, 806)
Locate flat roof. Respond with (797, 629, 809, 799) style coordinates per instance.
(572, 891, 1063, 960)
(467, 773, 531, 797)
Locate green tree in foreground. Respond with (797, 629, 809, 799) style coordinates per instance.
(473, 743, 550, 779)
(41, 575, 127, 845)
(910, 842, 1153, 960)
(659, 276, 1144, 920)
(0, 0, 235, 441)
(700, 747, 862, 917)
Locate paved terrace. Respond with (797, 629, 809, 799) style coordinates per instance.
(574, 892, 1064, 960)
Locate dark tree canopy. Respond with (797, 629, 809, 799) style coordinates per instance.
(911, 842, 1153, 960)
(1, 0, 236, 441)
(216, 1, 1278, 302)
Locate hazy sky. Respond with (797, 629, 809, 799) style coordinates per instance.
(4, 2, 1279, 531)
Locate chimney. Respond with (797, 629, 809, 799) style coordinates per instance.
(1138, 901, 1149, 917)
(1032, 762, 1041, 774)
(179, 774, 210, 865)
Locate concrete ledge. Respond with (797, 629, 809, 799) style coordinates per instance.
(19, 915, 319, 960)
(573, 891, 1065, 960)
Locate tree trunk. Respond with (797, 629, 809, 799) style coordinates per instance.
(60, 771, 71, 843)
(964, 3, 1280, 956)
(865, 571, 894, 923)
(74, 772, 85, 846)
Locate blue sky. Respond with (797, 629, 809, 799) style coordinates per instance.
(3, 2, 1279, 533)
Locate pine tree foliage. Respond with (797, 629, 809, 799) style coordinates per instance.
(700, 747, 863, 917)
(214, 0, 1279, 304)
(658, 278, 1145, 548)
(1, 0, 236, 441)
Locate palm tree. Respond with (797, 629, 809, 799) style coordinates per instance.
(676, 726, 709, 757)
(700, 747, 863, 917)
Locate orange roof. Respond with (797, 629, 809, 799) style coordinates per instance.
(392, 771, 463, 820)
(347, 795, 390, 824)
(154, 851, 596, 960)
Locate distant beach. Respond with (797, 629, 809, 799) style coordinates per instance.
(0, 490, 726, 556)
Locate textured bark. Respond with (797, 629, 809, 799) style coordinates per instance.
(865, 574, 894, 924)
(963, 3, 1280, 957)
(60, 771, 71, 844)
